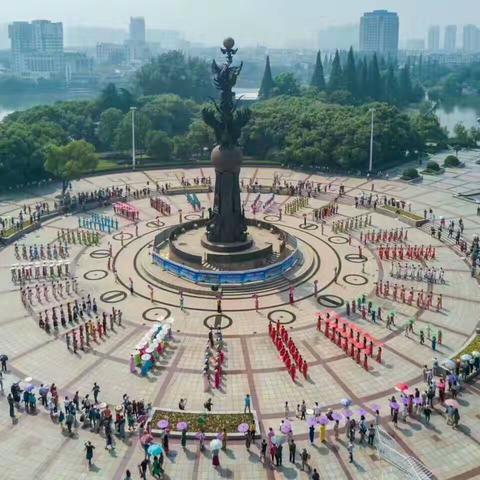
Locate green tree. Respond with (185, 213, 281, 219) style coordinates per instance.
(310, 51, 326, 90)
(384, 65, 399, 104)
(97, 108, 124, 149)
(114, 111, 152, 152)
(259, 56, 275, 99)
(367, 54, 382, 100)
(273, 73, 301, 96)
(343, 47, 357, 97)
(173, 135, 193, 159)
(187, 120, 215, 157)
(135, 51, 214, 101)
(146, 130, 173, 161)
(139, 94, 196, 135)
(44, 140, 98, 195)
(357, 57, 368, 99)
(328, 50, 343, 92)
(96, 83, 135, 113)
(398, 64, 413, 103)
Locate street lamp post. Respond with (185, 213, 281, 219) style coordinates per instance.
(130, 107, 137, 170)
(369, 108, 375, 174)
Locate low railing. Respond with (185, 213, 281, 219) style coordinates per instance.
(375, 426, 434, 480)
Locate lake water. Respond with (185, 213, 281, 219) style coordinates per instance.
(1, 93, 480, 132)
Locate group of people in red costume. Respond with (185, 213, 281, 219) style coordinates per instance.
(375, 280, 443, 311)
(360, 227, 407, 244)
(268, 321, 308, 382)
(378, 244, 436, 262)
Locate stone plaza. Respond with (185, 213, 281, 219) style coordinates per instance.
(0, 151, 480, 479)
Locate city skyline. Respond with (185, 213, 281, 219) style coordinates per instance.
(1, 0, 480, 48)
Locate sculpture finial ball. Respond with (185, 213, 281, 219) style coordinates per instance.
(223, 37, 235, 49)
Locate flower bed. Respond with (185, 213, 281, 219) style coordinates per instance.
(458, 335, 480, 357)
(377, 205, 427, 227)
(150, 408, 258, 439)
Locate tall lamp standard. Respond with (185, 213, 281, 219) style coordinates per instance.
(368, 107, 375, 174)
(130, 106, 137, 170)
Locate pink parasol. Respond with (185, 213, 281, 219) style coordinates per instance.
(237, 423, 249, 433)
(331, 412, 343, 421)
(444, 399, 459, 408)
(280, 423, 292, 434)
(306, 417, 317, 428)
(157, 419, 169, 429)
(317, 416, 330, 426)
(394, 383, 409, 392)
(176, 421, 188, 431)
(140, 433, 153, 446)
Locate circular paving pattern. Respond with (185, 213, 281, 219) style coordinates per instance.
(299, 222, 319, 230)
(146, 220, 166, 228)
(267, 309, 296, 325)
(184, 213, 202, 221)
(344, 253, 367, 263)
(342, 274, 368, 286)
(83, 269, 108, 281)
(89, 249, 110, 259)
(317, 294, 345, 308)
(113, 232, 134, 241)
(142, 306, 171, 322)
(328, 235, 349, 244)
(100, 290, 128, 303)
(203, 314, 233, 330)
(263, 214, 280, 222)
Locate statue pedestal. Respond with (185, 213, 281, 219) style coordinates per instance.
(207, 146, 247, 244)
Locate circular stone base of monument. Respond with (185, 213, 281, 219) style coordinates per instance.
(170, 224, 286, 267)
(201, 234, 253, 253)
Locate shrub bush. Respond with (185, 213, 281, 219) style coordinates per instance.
(401, 168, 419, 180)
(426, 160, 440, 171)
(444, 155, 460, 167)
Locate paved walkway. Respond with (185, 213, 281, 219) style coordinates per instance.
(0, 158, 480, 479)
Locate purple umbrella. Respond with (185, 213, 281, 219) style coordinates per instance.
(332, 412, 343, 421)
(317, 416, 330, 426)
(157, 419, 169, 429)
(280, 423, 292, 434)
(307, 417, 317, 428)
(343, 409, 353, 417)
(237, 423, 249, 433)
(370, 403, 380, 411)
(25, 384, 35, 393)
(357, 409, 367, 417)
(176, 421, 188, 431)
(401, 397, 409, 406)
(413, 397, 423, 405)
(390, 401, 400, 410)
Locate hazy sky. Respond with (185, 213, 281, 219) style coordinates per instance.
(3, 0, 480, 46)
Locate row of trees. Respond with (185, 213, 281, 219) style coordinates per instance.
(242, 96, 448, 170)
(259, 48, 424, 106)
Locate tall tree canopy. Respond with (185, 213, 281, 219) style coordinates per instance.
(310, 51, 326, 90)
(135, 51, 215, 101)
(259, 56, 275, 99)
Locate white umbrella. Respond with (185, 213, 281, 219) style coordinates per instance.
(443, 359, 456, 370)
(471, 351, 480, 358)
(210, 439, 222, 451)
(460, 354, 472, 362)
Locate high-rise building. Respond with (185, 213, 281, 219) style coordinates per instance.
(444, 25, 457, 51)
(463, 25, 480, 52)
(427, 26, 440, 51)
(8, 19, 64, 78)
(129, 17, 146, 45)
(359, 10, 399, 54)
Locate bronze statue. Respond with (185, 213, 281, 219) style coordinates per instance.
(203, 38, 251, 244)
